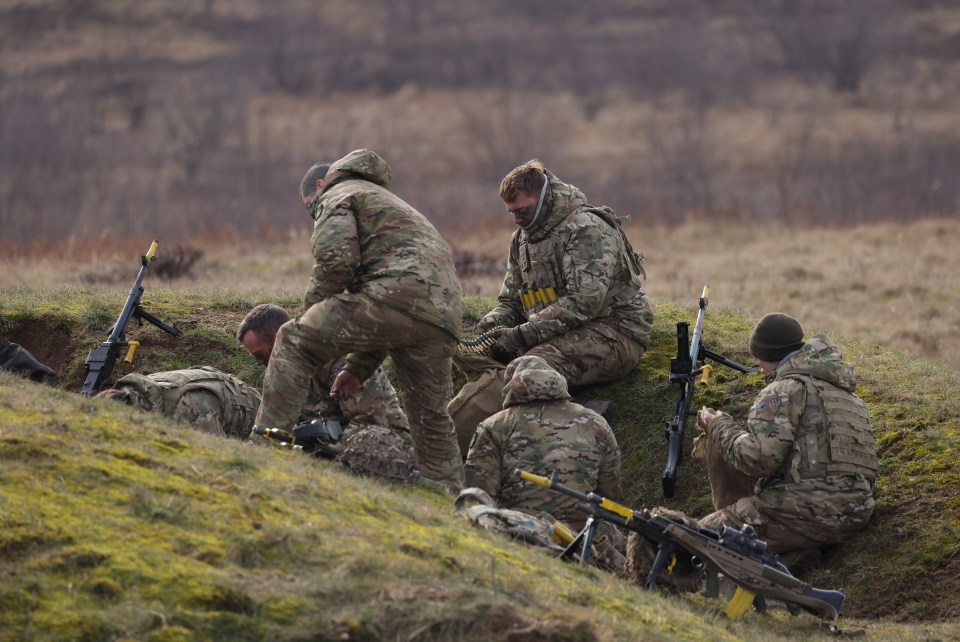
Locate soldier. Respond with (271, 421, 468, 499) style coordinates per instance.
(255, 149, 465, 488)
(695, 313, 879, 559)
(464, 355, 622, 531)
(237, 303, 409, 434)
(450, 159, 654, 455)
(96, 366, 261, 440)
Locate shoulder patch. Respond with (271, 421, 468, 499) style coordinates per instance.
(752, 394, 782, 421)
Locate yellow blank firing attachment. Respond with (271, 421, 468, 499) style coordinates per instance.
(145, 240, 159, 263)
(123, 341, 140, 365)
(723, 587, 756, 619)
(701, 284, 710, 303)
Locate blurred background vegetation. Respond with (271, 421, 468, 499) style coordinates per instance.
(1, 0, 959, 251)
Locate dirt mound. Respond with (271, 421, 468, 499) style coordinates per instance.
(7, 320, 72, 376)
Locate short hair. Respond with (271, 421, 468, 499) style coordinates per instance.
(499, 159, 547, 203)
(300, 162, 331, 199)
(237, 304, 291, 342)
(95, 388, 132, 403)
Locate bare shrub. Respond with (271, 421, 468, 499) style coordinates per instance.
(760, 0, 900, 93)
(456, 89, 572, 184)
(642, 101, 726, 224)
(152, 245, 204, 280)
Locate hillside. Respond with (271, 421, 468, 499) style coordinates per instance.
(1, 288, 959, 639)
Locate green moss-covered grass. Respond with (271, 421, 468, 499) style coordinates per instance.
(2, 286, 960, 634)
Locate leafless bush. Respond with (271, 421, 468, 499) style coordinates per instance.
(456, 89, 572, 184)
(760, 0, 900, 93)
(643, 101, 727, 223)
(152, 245, 204, 280)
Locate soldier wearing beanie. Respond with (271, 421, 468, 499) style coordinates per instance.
(693, 313, 879, 569)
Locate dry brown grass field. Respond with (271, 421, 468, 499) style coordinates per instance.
(3, 217, 959, 368)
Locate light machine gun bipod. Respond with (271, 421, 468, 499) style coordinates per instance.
(662, 285, 756, 498)
(516, 469, 845, 622)
(80, 240, 182, 396)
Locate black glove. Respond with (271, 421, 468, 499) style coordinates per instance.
(489, 327, 528, 364)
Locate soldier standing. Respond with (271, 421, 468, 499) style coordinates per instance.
(450, 159, 653, 455)
(255, 149, 465, 488)
(96, 367, 261, 440)
(464, 355, 622, 531)
(696, 313, 879, 558)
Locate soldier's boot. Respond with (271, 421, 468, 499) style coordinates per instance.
(778, 547, 822, 576)
(581, 399, 614, 423)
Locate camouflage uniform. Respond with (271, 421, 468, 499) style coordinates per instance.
(464, 355, 622, 530)
(111, 367, 261, 440)
(451, 169, 653, 453)
(304, 360, 409, 434)
(257, 149, 465, 487)
(698, 335, 879, 552)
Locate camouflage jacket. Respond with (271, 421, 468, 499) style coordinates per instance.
(464, 356, 622, 529)
(307, 149, 463, 379)
(304, 361, 409, 434)
(113, 366, 261, 440)
(707, 335, 878, 541)
(477, 170, 653, 349)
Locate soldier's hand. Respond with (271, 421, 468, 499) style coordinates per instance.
(697, 406, 719, 432)
(489, 327, 527, 364)
(331, 369, 362, 401)
(472, 316, 500, 334)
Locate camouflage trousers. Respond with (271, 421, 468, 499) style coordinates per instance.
(256, 293, 465, 487)
(450, 322, 644, 457)
(693, 434, 823, 553)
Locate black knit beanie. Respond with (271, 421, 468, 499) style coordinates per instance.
(749, 313, 805, 362)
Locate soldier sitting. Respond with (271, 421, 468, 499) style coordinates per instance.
(450, 159, 654, 457)
(695, 313, 879, 565)
(464, 355, 622, 532)
(96, 366, 260, 440)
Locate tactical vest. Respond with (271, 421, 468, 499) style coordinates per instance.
(119, 367, 260, 439)
(515, 206, 646, 316)
(781, 374, 878, 485)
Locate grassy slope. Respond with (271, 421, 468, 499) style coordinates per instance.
(1, 287, 959, 639)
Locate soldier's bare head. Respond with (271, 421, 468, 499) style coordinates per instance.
(95, 388, 133, 403)
(237, 304, 291, 366)
(300, 162, 331, 211)
(500, 159, 547, 228)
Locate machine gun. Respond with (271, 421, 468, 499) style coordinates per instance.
(251, 416, 343, 459)
(517, 469, 845, 621)
(662, 285, 755, 498)
(80, 241, 182, 396)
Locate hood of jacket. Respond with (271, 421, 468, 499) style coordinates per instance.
(774, 334, 857, 392)
(322, 149, 392, 193)
(521, 170, 589, 242)
(502, 355, 571, 407)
